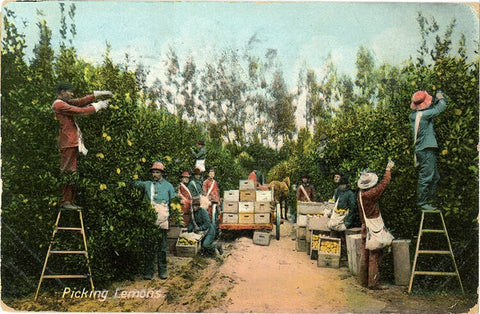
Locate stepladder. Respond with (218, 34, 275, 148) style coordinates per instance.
(408, 209, 464, 295)
(34, 207, 94, 300)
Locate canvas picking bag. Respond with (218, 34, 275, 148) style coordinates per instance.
(327, 199, 348, 232)
(150, 183, 169, 229)
(359, 192, 394, 250)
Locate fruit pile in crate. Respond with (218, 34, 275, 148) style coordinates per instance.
(222, 180, 273, 224)
(317, 236, 341, 268)
(176, 232, 204, 258)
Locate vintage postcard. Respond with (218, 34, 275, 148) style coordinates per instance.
(1, 1, 478, 312)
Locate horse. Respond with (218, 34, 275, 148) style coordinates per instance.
(268, 177, 290, 219)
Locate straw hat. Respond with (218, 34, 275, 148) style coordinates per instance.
(410, 90, 433, 110)
(357, 172, 378, 190)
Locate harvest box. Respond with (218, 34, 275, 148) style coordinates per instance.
(238, 213, 254, 224)
(238, 202, 255, 213)
(254, 213, 270, 224)
(223, 201, 239, 213)
(253, 231, 271, 246)
(222, 213, 238, 224)
(224, 190, 240, 202)
(239, 190, 256, 202)
(176, 238, 201, 258)
(256, 190, 272, 202)
(254, 201, 271, 213)
(239, 180, 255, 190)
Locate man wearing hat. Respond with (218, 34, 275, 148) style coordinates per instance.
(188, 197, 223, 256)
(357, 160, 394, 289)
(248, 166, 260, 189)
(202, 168, 220, 221)
(296, 174, 315, 202)
(52, 82, 112, 210)
(178, 171, 192, 226)
(133, 161, 176, 280)
(409, 90, 446, 211)
(191, 140, 206, 172)
(188, 167, 204, 198)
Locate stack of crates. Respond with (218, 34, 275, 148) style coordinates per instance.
(222, 180, 272, 224)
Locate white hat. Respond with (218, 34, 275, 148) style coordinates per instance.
(357, 172, 378, 190)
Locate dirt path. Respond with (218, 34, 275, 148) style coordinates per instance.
(5, 221, 476, 313)
(209, 221, 385, 313)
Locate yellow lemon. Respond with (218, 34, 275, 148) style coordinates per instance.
(141, 158, 146, 163)
(106, 136, 112, 141)
(441, 149, 448, 155)
(455, 109, 462, 116)
(165, 156, 172, 162)
(127, 139, 132, 146)
(133, 174, 139, 179)
(100, 184, 107, 190)
(96, 153, 105, 159)
(102, 132, 108, 138)
(117, 168, 121, 174)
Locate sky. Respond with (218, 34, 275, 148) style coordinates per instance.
(2, 1, 478, 89)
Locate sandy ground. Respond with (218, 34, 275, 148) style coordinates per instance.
(4, 220, 477, 313)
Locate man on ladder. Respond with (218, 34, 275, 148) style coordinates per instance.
(408, 89, 464, 294)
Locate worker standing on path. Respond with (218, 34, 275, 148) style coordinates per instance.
(202, 168, 220, 220)
(52, 82, 112, 210)
(357, 160, 394, 290)
(409, 90, 447, 211)
(178, 171, 192, 227)
(188, 167, 204, 198)
(133, 161, 176, 280)
(296, 174, 315, 202)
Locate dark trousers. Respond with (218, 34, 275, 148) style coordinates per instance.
(416, 148, 440, 207)
(144, 229, 167, 278)
(360, 237, 383, 288)
(60, 147, 78, 203)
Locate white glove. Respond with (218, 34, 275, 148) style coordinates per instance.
(94, 90, 113, 98)
(92, 100, 109, 112)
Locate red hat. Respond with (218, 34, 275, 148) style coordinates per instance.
(150, 161, 165, 172)
(181, 171, 190, 177)
(410, 91, 433, 110)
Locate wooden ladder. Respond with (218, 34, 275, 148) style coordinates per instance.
(34, 207, 94, 300)
(408, 209, 464, 295)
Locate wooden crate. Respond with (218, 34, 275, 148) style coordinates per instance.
(239, 180, 255, 190)
(254, 213, 270, 224)
(240, 190, 256, 202)
(222, 213, 238, 224)
(296, 238, 307, 252)
(256, 190, 272, 202)
(167, 238, 177, 255)
(317, 253, 340, 268)
(176, 238, 201, 258)
(298, 201, 332, 215)
(238, 213, 254, 224)
(238, 202, 255, 213)
(253, 231, 271, 246)
(297, 214, 308, 227)
(254, 201, 271, 213)
(223, 201, 239, 213)
(310, 230, 323, 258)
(318, 236, 341, 255)
(224, 190, 240, 202)
(296, 226, 307, 240)
(307, 215, 329, 232)
(346, 234, 362, 276)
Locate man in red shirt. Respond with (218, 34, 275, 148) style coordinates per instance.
(52, 82, 112, 209)
(202, 168, 220, 220)
(248, 166, 259, 188)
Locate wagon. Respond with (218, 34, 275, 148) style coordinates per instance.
(216, 187, 282, 240)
